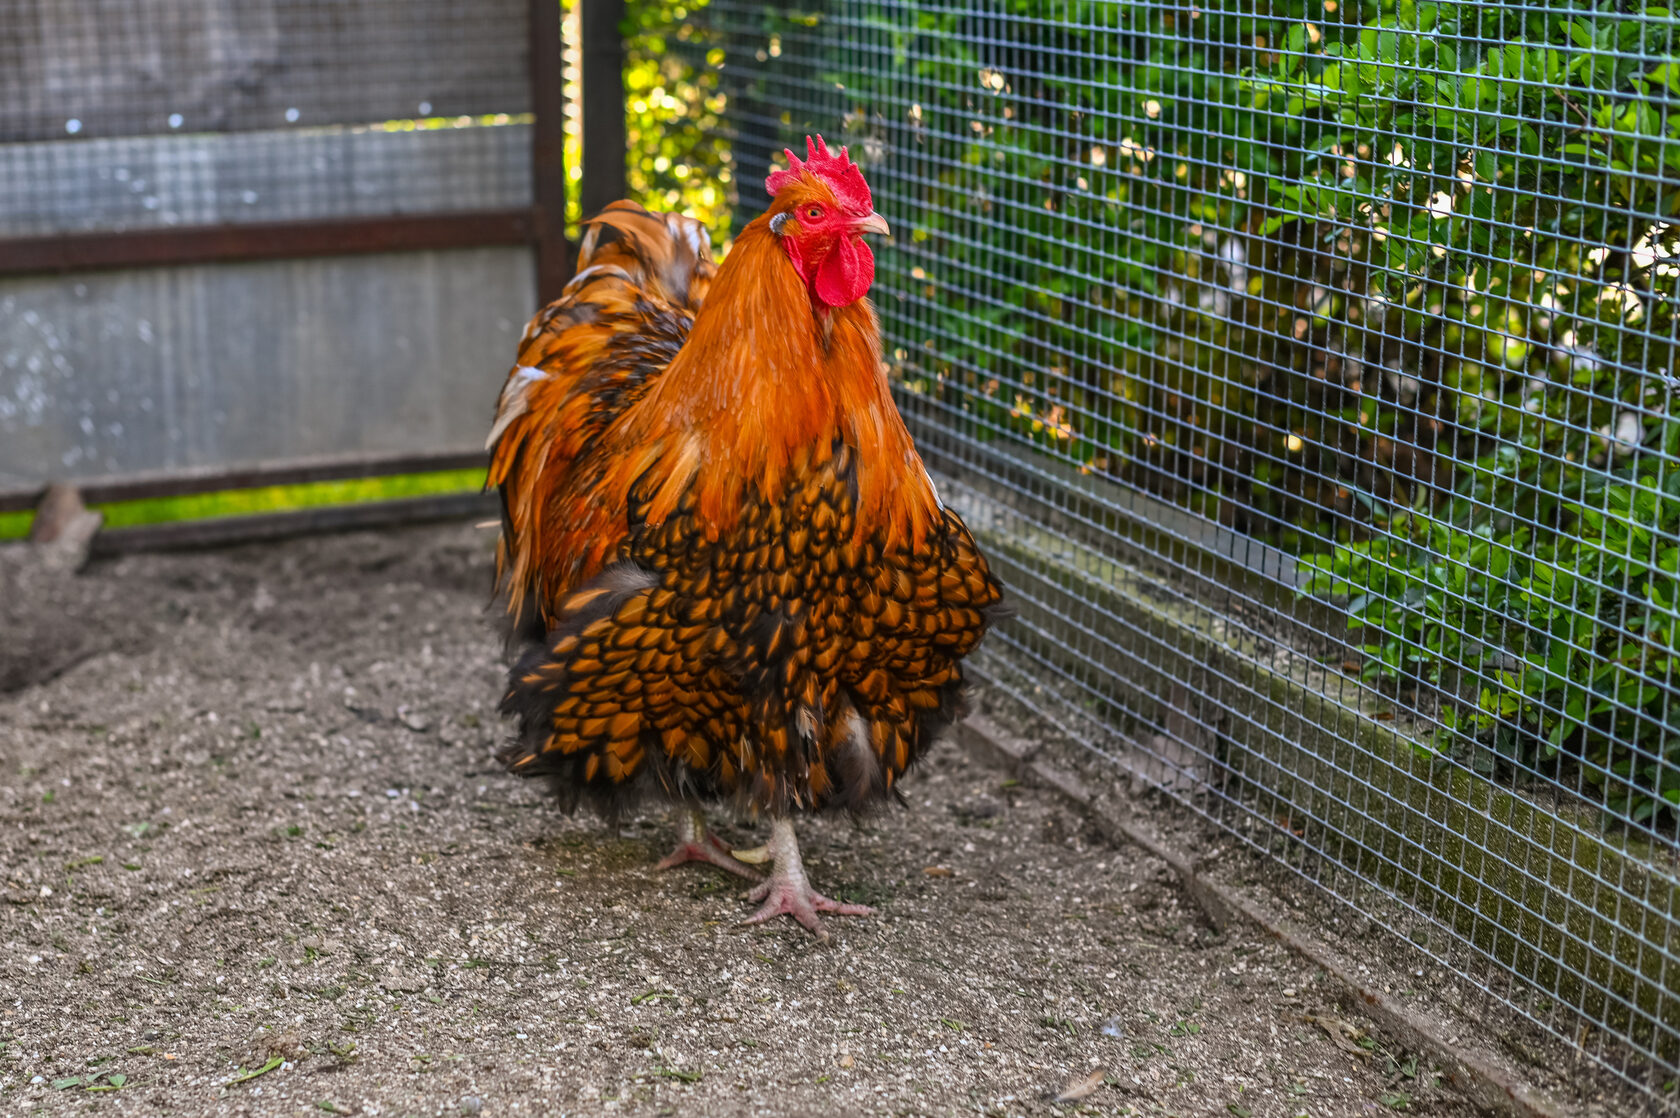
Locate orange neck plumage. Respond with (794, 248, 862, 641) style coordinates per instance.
(602, 215, 938, 552)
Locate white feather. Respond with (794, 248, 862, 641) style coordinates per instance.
(843, 708, 883, 795)
(485, 365, 547, 450)
(562, 264, 630, 294)
(672, 215, 709, 260)
(923, 465, 945, 510)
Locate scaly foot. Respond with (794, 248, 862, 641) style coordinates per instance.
(740, 818, 876, 942)
(744, 876, 876, 942)
(655, 809, 762, 882)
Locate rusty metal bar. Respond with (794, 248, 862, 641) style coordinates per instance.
(529, 0, 574, 304)
(579, 0, 627, 219)
(0, 447, 487, 515)
(0, 211, 538, 277)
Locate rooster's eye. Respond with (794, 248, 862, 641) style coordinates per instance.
(805, 206, 823, 220)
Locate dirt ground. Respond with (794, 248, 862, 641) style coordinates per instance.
(2, 521, 1498, 1117)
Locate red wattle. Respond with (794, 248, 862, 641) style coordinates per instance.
(812, 235, 874, 308)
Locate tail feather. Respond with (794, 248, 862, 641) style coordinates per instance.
(488, 201, 717, 638)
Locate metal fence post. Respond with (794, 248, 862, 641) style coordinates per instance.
(579, 0, 628, 219)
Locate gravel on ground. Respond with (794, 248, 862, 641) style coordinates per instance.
(1, 522, 1490, 1117)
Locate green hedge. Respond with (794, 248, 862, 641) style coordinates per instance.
(621, 0, 736, 242)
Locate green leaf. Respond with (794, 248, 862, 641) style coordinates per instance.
(227, 1056, 285, 1086)
(1282, 24, 1308, 73)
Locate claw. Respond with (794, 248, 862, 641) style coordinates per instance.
(730, 843, 771, 865)
(739, 818, 876, 942)
(655, 810, 762, 882)
(743, 881, 876, 943)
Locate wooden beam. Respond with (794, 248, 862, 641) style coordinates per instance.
(0, 448, 488, 514)
(0, 211, 537, 277)
(89, 493, 497, 556)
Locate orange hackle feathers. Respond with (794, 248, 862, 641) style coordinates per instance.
(608, 214, 940, 552)
(488, 145, 1004, 819)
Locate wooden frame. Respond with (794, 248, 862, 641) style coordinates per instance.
(0, 1, 578, 544)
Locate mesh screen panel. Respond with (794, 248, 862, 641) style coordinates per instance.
(0, 0, 534, 236)
(677, 0, 1680, 1099)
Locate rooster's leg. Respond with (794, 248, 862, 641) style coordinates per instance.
(655, 808, 761, 881)
(742, 818, 876, 942)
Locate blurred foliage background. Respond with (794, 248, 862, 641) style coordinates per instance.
(609, 0, 736, 242)
(615, 0, 1680, 821)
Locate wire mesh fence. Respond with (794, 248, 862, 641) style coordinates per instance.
(0, 0, 534, 236)
(653, 0, 1680, 1100)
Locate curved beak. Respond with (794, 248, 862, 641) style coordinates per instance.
(853, 212, 891, 238)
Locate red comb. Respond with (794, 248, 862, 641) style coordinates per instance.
(765, 135, 873, 213)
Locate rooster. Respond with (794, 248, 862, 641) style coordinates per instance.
(486, 136, 1004, 939)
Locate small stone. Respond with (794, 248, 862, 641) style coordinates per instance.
(381, 969, 427, 993)
(460, 1096, 484, 1114)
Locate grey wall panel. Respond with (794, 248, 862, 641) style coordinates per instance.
(0, 246, 534, 486)
(0, 123, 533, 237)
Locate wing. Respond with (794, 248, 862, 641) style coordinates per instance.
(488, 201, 717, 641)
(839, 503, 1001, 796)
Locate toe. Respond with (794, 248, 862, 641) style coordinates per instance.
(741, 897, 830, 941)
(809, 893, 876, 917)
(654, 844, 695, 871)
(787, 898, 834, 941)
(655, 840, 764, 881)
(710, 841, 764, 882)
